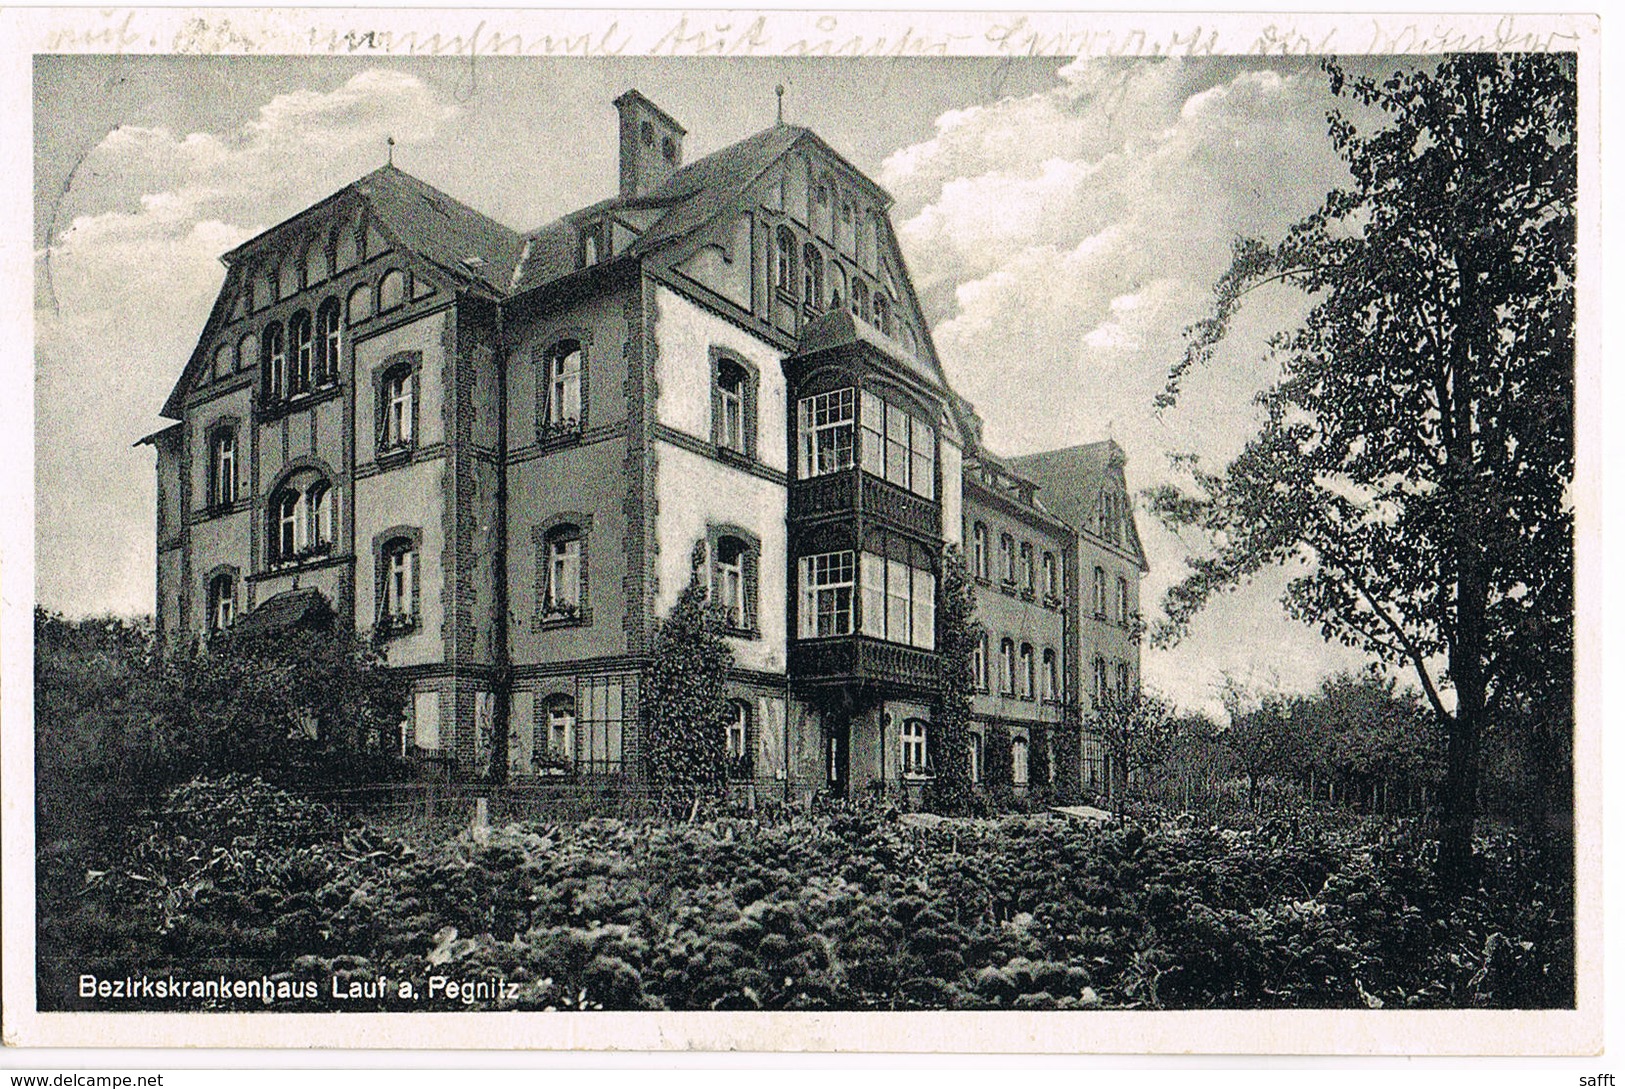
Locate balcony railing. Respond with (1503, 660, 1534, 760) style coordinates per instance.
(789, 468, 857, 521)
(790, 635, 940, 692)
(861, 474, 939, 538)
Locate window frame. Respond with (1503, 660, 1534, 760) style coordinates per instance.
(999, 637, 1016, 696)
(537, 336, 589, 442)
(262, 321, 287, 400)
(710, 351, 758, 460)
(1042, 648, 1059, 704)
(373, 352, 421, 457)
(288, 310, 314, 396)
(707, 526, 761, 637)
(269, 469, 337, 566)
(798, 549, 855, 639)
(972, 521, 990, 581)
(1043, 551, 1059, 601)
(1019, 642, 1036, 701)
(726, 699, 753, 780)
(1094, 566, 1108, 619)
(316, 298, 342, 386)
(536, 693, 576, 774)
(378, 267, 407, 313)
(1019, 541, 1035, 597)
(534, 514, 593, 627)
(775, 225, 798, 297)
(206, 568, 238, 633)
(900, 718, 931, 780)
(1000, 533, 1017, 586)
(972, 629, 989, 692)
(372, 525, 422, 635)
(796, 388, 855, 480)
(208, 422, 239, 509)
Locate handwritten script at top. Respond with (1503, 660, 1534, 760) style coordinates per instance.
(40, 12, 1584, 60)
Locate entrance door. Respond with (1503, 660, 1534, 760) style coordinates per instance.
(826, 720, 850, 799)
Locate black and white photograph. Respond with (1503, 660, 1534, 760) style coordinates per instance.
(4, 7, 1604, 1059)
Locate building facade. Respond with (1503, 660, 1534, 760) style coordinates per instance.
(143, 91, 1148, 804)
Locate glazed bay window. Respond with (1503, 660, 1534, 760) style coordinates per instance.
(859, 391, 934, 499)
(859, 549, 935, 650)
(798, 550, 854, 638)
(797, 389, 855, 479)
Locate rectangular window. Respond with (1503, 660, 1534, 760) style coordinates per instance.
(413, 690, 440, 751)
(797, 389, 855, 479)
(1001, 535, 1016, 584)
(1118, 576, 1131, 625)
(1020, 542, 1035, 594)
(857, 550, 935, 650)
(884, 401, 910, 489)
(213, 433, 237, 506)
(1094, 566, 1108, 618)
(860, 390, 885, 474)
(910, 416, 935, 499)
(548, 537, 581, 611)
(550, 350, 582, 426)
(799, 551, 854, 638)
(911, 566, 935, 651)
(1044, 553, 1058, 599)
(578, 676, 627, 775)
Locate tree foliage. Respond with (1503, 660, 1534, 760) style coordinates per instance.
(1149, 55, 1575, 883)
(1095, 687, 1180, 815)
(924, 544, 977, 815)
(641, 544, 735, 815)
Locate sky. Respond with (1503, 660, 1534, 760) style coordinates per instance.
(31, 53, 1404, 714)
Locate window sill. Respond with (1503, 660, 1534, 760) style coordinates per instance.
(268, 546, 336, 570)
(536, 608, 591, 630)
(377, 616, 420, 639)
(998, 582, 1018, 597)
(538, 425, 583, 453)
(974, 575, 992, 588)
(256, 383, 342, 422)
(902, 772, 935, 782)
(720, 625, 761, 641)
(376, 444, 415, 468)
(716, 445, 756, 469)
(1020, 588, 1036, 602)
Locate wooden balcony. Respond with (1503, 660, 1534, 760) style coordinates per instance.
(789, 469, 940, 541)
(790, 635, 940, 693)
(861, 473, 939, 539)
(788, 468, 857, 521)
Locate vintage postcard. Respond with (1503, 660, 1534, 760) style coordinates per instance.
(1, 7, 1604, 1056)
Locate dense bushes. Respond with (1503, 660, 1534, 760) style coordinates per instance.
(39, 777, 1572, 1012)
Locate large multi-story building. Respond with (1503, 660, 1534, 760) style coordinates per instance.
(142, 91, 1148, 803)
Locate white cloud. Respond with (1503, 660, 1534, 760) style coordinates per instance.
(885, 58, 1372, 709)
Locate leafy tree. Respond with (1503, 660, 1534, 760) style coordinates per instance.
(1094, 687, 1180, 816)
(1149, 55, 1575, 885)
(641, 543, 734, 816)
(1298, 671, 1442, 813)
(924, 545, 977, 815)
(1218, 677, 1311, 813)
(983, 721, 1014, 807)
(163, 620, 410, 784)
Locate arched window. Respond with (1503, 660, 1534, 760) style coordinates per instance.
(543, 523, 583, 615)
(829, 263, 847, 312)
(802, 244, 824, 311)
(852, 279, 870, 322)
(1042, 648, 1058, 703)
(972, 521, 989, 580)
(263, 321, 286, 399)
(1020, 643, 1035, 700)
(379, 360, 416, 449)
(1012, 736, 1030, 786)
(288, 311, 313, 395)
(544, 340, 583, 430)
(334, 222, 359, 272)
(999, 638, 1016, 696)
(210, 427, 237, 508)
(712, 534, 753, 632)
(237, 332, 258, 374)
(378, 268, 407, 312)
(304, 237, 329, 286)
(380, 535, 418, 625)
(972, 629, 988, 691)
(775, 226, 797, 295)
(211, 344, 230, 382)
(208, 572, 235, 632)
(874, 293, 892, 336)
(316, 298, 342, 384)
(539, 695, 576, 770)
(968, 732, 984, 784)
(277, 255, 299, 300)
(1000, 533, 1016, 584)
(714, 357, 748, 454)
(347, 283, 374, 324)
(726, 700, 751, 779)
(270, 471, 334, 563)
(901, 718, 930, 779)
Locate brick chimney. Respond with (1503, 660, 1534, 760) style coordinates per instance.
(614, 90, 686, 198)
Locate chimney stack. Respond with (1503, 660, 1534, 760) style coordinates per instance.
(614, 90, 686, 199)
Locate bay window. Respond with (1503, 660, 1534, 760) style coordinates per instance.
(798, 551, 854, 638)
(796, 389, 855, 479)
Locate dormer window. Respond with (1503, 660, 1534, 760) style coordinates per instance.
(661, 136, 677, 164)
(582, 224, 603, 267)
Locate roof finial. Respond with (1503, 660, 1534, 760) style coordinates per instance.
(775, 84, 785, 125)
(386, 135, 395, 167)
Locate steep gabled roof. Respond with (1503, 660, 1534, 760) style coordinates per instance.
(164, 166, 522, 420)
(1007, 442, 1150, 572)
(353, 165, 523, 298)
